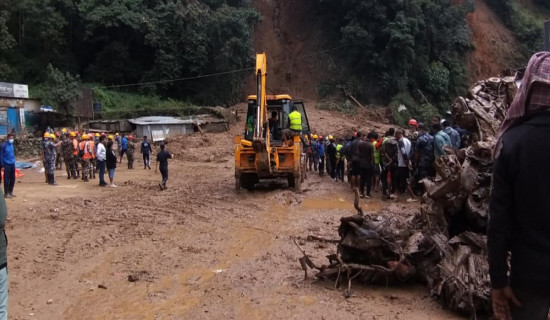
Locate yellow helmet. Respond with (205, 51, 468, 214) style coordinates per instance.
(116, 133, 119, 136)
(81, 134, 88, 140)
(313, 134, 318, 139)
(43, 132, 51, 138)
(108, 134, 114, 140)
(61, 128, 67, 133)
(69, 132, 76, 137)
(94, 133, 100, 137)
(328, 135, 334, 140)
(50, 135, 56, 140)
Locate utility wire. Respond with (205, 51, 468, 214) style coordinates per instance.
(93, 44, 347, 90)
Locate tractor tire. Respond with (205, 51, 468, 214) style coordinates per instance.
(288, 173, 301, 192)
(240, 173, 256, 190)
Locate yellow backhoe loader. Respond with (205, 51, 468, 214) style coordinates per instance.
(234, 53, 311, 191)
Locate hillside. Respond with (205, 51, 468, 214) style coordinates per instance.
(252, 0, 548, 101)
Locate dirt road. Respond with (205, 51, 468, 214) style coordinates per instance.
(7, 106, 462, 319)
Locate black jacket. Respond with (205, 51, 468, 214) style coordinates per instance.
(488, 111, 550, 291)
(106, 149, 117, 169)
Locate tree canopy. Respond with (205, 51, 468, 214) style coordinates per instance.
(0, 0, 260, 105)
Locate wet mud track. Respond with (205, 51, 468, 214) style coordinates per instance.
(8, 128, 462, 319)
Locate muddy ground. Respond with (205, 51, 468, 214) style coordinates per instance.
(7, 105, 463, 319)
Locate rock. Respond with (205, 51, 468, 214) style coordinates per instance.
(98, 284, 108, 289)
(47, 299, 53, 304)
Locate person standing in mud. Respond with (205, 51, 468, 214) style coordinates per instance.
(127, 135, 135, 169)
(317, 136, 325, 176)
(0, 184, 8, 319)
(60, 132, 73, 179)
(488, 52, 550, 320)
(141, 136, 152, 169)
(43, 133, 61, 185)
(155, 143, 173, 190)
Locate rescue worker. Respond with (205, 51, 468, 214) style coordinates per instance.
(326, 136, 337, 180)
(43, 133, 61, 185)
(79, 134, 93, 182)
(284, 105, 302, 146)
(88, 134, 96, 180)
(115, 133, 122, 156)
(60, 132, 73, 179)
(71, 131, 80, 179)
(311, 134, 319, 171)
(54, 132, 62, 170)
(127, 135, 135, 169)
(317, 135, 325, 176)
(335, 138, 345, 182)
(304, 135, 312, 171)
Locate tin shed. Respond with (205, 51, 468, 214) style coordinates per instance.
(128, 116, 195, 142)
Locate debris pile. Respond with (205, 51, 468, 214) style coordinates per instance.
(14, 138, 43, 157)
(297, 76, 519, 317)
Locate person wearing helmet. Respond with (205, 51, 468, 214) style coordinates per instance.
(326, 136, 337, 180)
(335, 138, 346, 182)
(60, 132, 74, 180)
(78, 134, 93, 182)
(42, 132, 62, 185)
(54, 132, 63, 171)
(126, 135, 135, 169)
(70, 131, 80, 179)
(310, 134, 319, 172)
(87, 134, 96, 180)
(0, 133, 17, 197)
(317, 135, 325, 176)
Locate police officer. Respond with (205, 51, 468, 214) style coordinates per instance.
(43, 133, 62, 185)
(127, 135, 135, 169)
(61, 132, 73, 179)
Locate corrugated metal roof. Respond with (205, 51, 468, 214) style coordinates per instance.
(128, 116, 193, 126)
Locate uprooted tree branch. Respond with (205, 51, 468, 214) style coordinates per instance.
(295, 75, 518, 318)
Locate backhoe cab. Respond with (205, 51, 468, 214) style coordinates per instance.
(234, 53, 311, 191)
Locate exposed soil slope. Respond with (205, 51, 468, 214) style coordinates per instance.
(466, 0, 523, 81)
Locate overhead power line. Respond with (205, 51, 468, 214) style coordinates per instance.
(93, 44, 347, 90)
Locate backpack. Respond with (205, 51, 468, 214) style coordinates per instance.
(78, 142, 86, 158)
(382, 139, 398, 166)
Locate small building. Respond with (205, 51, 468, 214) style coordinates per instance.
(0, 82, 33, 135)
(128, 116, 196, 142)
(87, 119, 133, 133)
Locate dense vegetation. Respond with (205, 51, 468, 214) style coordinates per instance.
(0, 0, 260, 108)
(486, 0, 545, 59)
(0, 0, 547, 123)
(315, 0, 475, 122)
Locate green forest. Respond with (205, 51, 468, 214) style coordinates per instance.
(0, 0, 545, 118)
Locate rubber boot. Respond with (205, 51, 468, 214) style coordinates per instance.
(66, 169, 71, 179)
(49, 173, 57, 186)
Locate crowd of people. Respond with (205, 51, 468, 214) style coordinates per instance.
(0, 129, 174, 193)
(302, 115, 467, 201)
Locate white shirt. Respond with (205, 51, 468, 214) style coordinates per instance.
(96, 143, 106, 161)
(397, 137, 411, 167)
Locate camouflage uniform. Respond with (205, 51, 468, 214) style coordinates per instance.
(127, 141, 135, 169)
(43, 140, 57, 175)
(79, 141, 92, 182)
(61, 136, 74, 179)
(71, 138, 80, 178)
(414, 132, 435, 181)
(55, 142, 63, 170)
